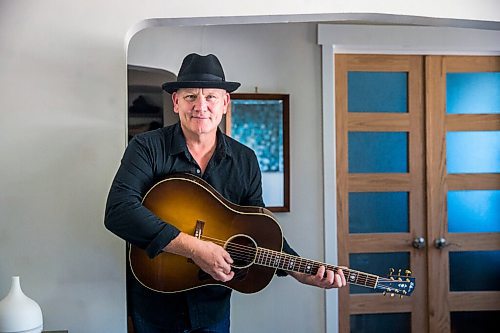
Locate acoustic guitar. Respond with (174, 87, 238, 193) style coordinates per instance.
(129, 173, 415, 297)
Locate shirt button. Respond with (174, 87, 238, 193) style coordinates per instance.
(196, 168, 201, 174)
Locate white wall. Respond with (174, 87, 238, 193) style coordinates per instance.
(0, 1, 498, 332)
(129, 23, 326, 333)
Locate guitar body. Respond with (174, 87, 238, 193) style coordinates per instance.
(129, 174, 284, 294)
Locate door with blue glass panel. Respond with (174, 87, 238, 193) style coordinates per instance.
(336, 55, 427, 333)
(426, 56, 500, 333)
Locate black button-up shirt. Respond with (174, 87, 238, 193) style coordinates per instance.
(105, 122, 297, 329)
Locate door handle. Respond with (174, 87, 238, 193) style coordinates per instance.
(412, 237, 426, 249)
(434, 237, 448, 249)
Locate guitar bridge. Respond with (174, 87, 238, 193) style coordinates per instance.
(194, 220, 205, 239)
(187, 220, 205, 265)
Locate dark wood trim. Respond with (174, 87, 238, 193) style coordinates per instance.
(449, 291, 500, 311)
(227, 93, 290, 212)
(350, 294, 414, 314)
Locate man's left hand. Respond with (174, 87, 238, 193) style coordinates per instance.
(290, 266, 347, 289)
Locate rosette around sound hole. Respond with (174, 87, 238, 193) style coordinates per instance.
(225, 234, 257, 269)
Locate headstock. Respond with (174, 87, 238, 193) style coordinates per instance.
(375, 268, 415, 297)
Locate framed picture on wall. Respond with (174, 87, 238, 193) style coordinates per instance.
(226, 93, 290, 212)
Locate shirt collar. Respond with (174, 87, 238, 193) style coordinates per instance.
(216, 128, 233, 159)
(168, 122, 188, 156)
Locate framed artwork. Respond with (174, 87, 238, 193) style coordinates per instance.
(226, 93, 290, 212)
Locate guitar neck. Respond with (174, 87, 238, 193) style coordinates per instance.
(255, 247, 379, 289)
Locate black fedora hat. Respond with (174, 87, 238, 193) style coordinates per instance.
(162, 53, 241, 94)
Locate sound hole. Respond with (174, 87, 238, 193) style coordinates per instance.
(225, 234, 257, 269)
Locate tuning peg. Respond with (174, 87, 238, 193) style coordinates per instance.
(390, 293, 395, 297)
(405, 269, 412, 275)
(389, 268, 395, 275)
(398, 269, 402, 276)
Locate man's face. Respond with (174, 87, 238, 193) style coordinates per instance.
(172, 88, 229, 137)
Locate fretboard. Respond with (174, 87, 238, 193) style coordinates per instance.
(255, 247, 379, 289)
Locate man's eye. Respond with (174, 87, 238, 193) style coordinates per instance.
(185, 95, 196, 101)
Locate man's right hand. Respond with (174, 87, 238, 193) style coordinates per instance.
(163, 232, 235, 282)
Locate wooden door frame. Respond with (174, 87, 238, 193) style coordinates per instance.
(318, 24, 500, 333)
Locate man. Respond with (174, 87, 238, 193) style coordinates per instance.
(105, 53, 346, 333)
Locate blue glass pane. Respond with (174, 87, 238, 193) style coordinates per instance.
(349, 252, 409, 294)
(451, 311, 500, 333)
(349, 192, 409, 233)
(448, 190, 500, 233)
(447, 73, 500, 114)
(449, 251, 500, 291)
(348, 72, 408, 113)
(231, 100, 283, 172)
(351, 313, 411, 333)
(348, 132, 408, 173)
(446, 131, 500, 174)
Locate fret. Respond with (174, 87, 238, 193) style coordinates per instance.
(280, 254, 289, 270)
(255, 253, 378, 289)
(304, 260, 313, 274)
(257, 249, 265, 265)
(260, 249, 267, 266)
(295, 257, 304, 273)
(326, 265, 336, 273)
(268, 251, 280, 267)
(299, 259, 305, 273)
(288, 257, 296, 271)
(260, 250, 266, 265)
(258, 250, 285, 269)
(347, 270, 359, 284)
(370, 276, 379, 289)
(264, 250, 271, 266)
(274, 254, 281, 267)
(266, 251, 272, 266)
(357, 272, 368, 286)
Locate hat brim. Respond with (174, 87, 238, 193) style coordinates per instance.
(162, 81, 241, 94)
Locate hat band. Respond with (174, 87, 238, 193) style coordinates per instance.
(178, 73, 224, 82)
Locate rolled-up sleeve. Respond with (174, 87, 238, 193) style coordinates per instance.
(104, 135, 180, 258)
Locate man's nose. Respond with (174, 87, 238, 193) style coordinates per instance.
(194, 96, 207, 110)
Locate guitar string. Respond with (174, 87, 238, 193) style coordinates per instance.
(197, 236, 410, 293)
(207, 237, 413, 294)
(202, 235, 374, 279)
(199, 235, 386, 287)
